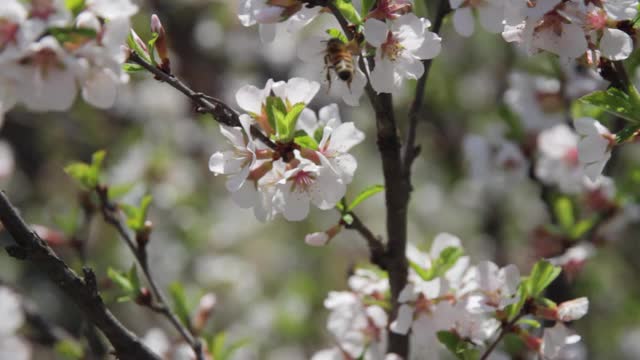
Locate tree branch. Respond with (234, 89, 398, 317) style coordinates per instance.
(127, 52, 276, 150)
(96, 187, 204, 360)
(403, 0, 450, 179)
(0, 191, 160, 360)
(345, 212, 387, 269)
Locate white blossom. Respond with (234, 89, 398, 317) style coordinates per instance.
(363, 13, 441, 93)
(574, 117, 614, 181)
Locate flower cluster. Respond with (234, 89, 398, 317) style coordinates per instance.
(503, 0, 637, 62)
(0, 0, 138, 120)
(209, 78, 365, 222)
(240, 0, 442, 103)
(314, 233, 590, 359)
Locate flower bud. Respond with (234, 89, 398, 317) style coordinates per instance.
(192, 293, 217, 334)
(557, 297, 589, 321)
(305, 223, 342, 246)
(130, 29, 148, 53)
(150, 14, 171, 73)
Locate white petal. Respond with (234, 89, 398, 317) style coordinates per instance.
(305, 232, 329, 246)
(430, 233, 462, 259)
(259, 23, 277, 43)
(390, 304, 414, 335)
(82, 68, 118, 109)
(412, 31, 442, 60)
(88, 0, 138, 19)
(533, 23, 587, 60)
(600, 28, 633, 61)
(363, 18, 389, 47)
(236, 84, 267, 114)
(282, 189, 311, 221)
(328, 122, 365, 152)
(319, 103, 341, 125)
(577, 136, 609, 164)
(557, 297, 589, 321)
(574, 117, 603, 136)
(453, 7, 475, 37)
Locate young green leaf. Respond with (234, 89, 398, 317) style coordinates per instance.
(347, 185, 384, 211)
(294, 134, 319, 150)
(527, 260, 562, 298)
(122, 63, 145, 72)
(64, 163, 95, 189)
(48, 27, 96, 44)
(169, 282, 191, 327)
(55, 339, 85, 360)
(409, 246, 464, 282)
(280, 102, 306, 142)
(436, 330, 479, 360)
(579, 87, 640, 123)
(107, 182, 136, 200)
(360, 0, 376, 17)
(554, 196, 574, 231)
(107, 267, 134, 297)
(325, 28, 349, 44)
(335, 0, 362, 25)
(616, 124, 640, 143)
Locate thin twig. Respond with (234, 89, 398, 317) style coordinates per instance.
(480, 314, 524, 360)
(0, 191, 160, 360)
(403, 0, 450, 178)
(345, 212, 387, 269)
(128, 52, 277, 150)
(96, 188, 204, 360)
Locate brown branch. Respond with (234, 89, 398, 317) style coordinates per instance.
(479, 314, 524, 360)
(403, 0, 450, 179)
(0, 191, 160, 360)
(127, 52, 276, 150)
(95, 187, 204, 360)
(345, 212, 387, 269)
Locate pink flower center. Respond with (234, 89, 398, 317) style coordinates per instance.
(381, 32, 403, 61)
(563, 147, 579, 165)
(0, 20, 19, 49)
(586, 9, 607, 30)
(292, 170, 315, 192)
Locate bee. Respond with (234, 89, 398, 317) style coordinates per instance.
(324, 38, 359, 91)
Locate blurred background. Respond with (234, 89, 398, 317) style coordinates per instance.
(3, 0, 640, 359)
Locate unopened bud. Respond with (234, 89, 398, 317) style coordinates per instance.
(305, 223, 342, 247)
(150, 14, 171, 73)
(136, 287, 153, 307)
(130, 29, 148, 53)
(136, 220, 153, 248)
(192, 293, 217, 334)
(557, 297, 589, 321)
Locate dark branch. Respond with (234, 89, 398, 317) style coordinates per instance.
(96, 187, 204, 360)
(0, 191, 160, 360)
(127, 52, 276, 150)
(345, 212, 387, 269)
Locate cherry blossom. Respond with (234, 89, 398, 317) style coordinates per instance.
(363, 13, 441, 93)
(237, 0, 320, 42)
(574, 117, 614, 181)
(296, 31, 367, 106)
(298, 104, 365, 183)
(449, 0, 505, 37)
(540, 322, 582, 359)
(209, 114, 258, 193)
(464, 261, 520, 313)
(535, 124, 585, 193)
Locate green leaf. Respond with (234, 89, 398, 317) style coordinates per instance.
(49, 27, 96, 44)
(410, 246, 464, 281)
(570, 218, 595, 239)
(579, 87, 640, 123)
(554, 196, 574, 231)
(505, 285, 528, 321)
(325, 28, 349, 44)
(64, 0, 86, 16)
(360, 0, 376, 17)
(147, 32, 160, 66)
(527, 260, 562, 298)
(55, 339, 85, 360)
(124, 195, 153, 231)
(347, 185, 384, 211)
(127, 31, 151, 62)
(64, 163, 95, 189)
(107, 182, 136, 200)
(294, 134, 319, 150)
(279, 102, 306, 141)
(571, 100, 605, 120)
(517, 318, 541, 328)
(128, 264, 140, 292)
(122, 63, 144, 73)
(436, 331, 479, 360)
(266, 96, 287, 138)
(335, 0, 362, 25)
(616, 124, 640, 143)
(107, 267, 134, 294)
(169, 282, 191, 327)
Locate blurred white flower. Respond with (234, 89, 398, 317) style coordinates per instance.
(364, 13, 441, 93)
(574, 117, 614, 181)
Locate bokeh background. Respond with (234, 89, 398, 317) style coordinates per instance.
(3, 0, 640, 359)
